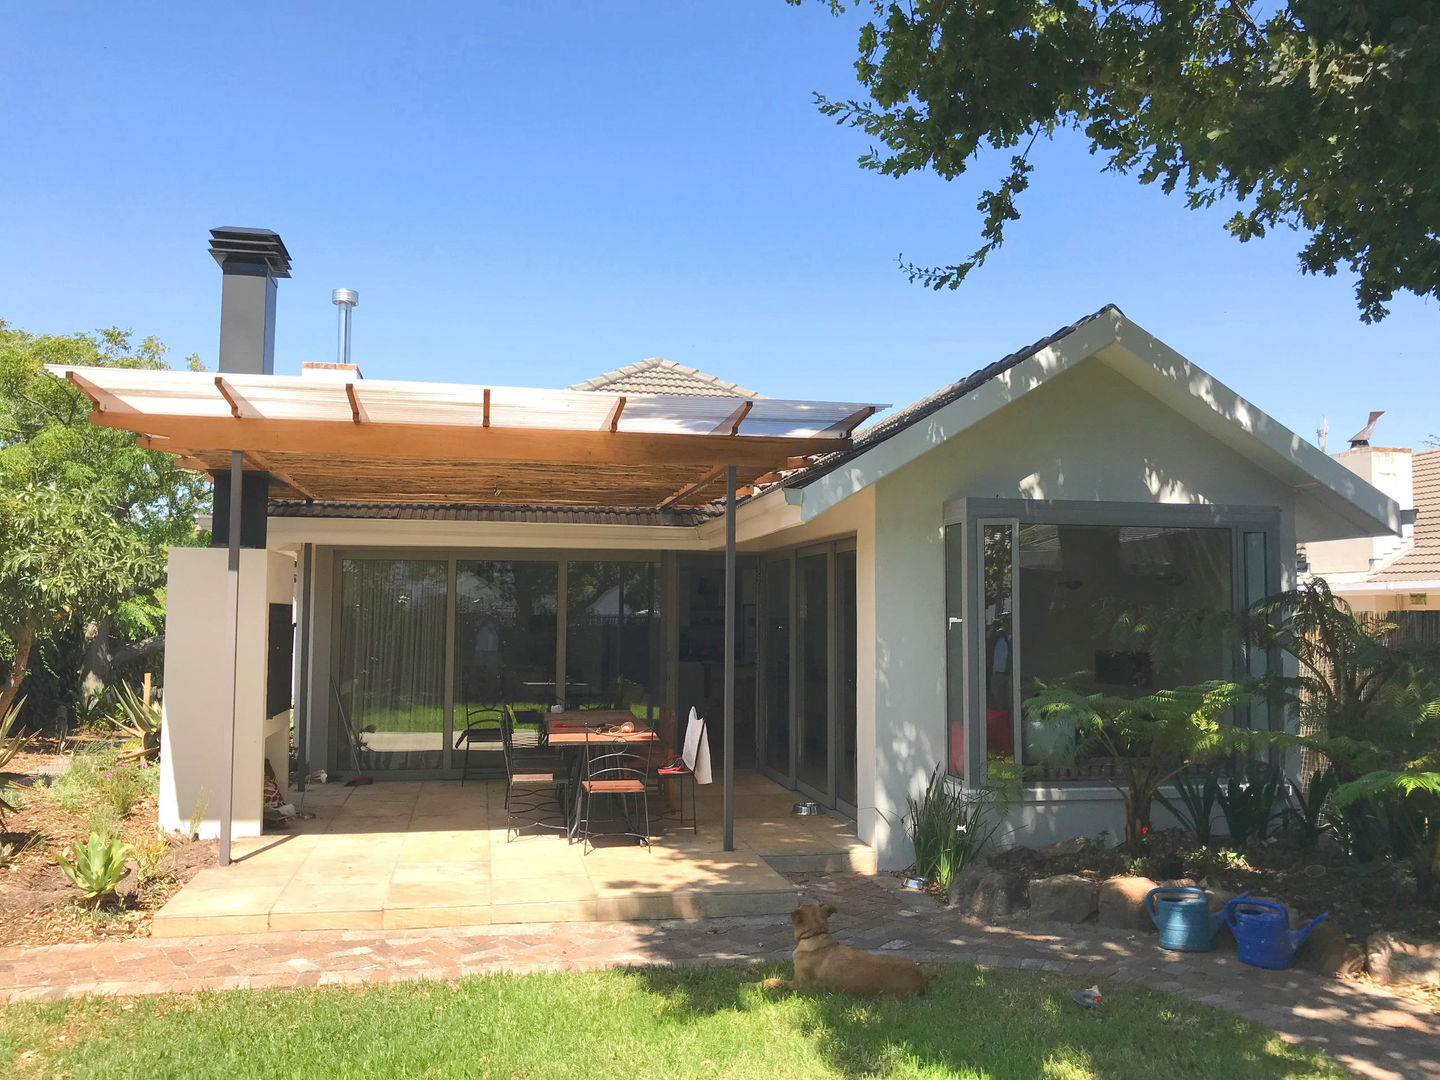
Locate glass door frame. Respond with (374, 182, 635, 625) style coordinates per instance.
(328, 545, 671, 780)
(756, 538, 858, 817)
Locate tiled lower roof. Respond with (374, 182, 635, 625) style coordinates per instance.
(570, 357, 762, 398)
(1369, 448, 1440, 581)
(268, 501, 716, 527)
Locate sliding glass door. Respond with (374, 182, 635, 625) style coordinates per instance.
(758, 541, 858, 814)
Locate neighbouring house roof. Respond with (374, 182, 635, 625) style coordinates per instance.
(268, 501, 715, 527)
(45, 365, 881, 509)
(570, 357, 762, 398)
(751, 304, 1401, 544)
(1368, 449, 1440, 581)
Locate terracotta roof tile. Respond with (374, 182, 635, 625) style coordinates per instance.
(1369, 449, 1440, 581)
(570, 358, 762, 398)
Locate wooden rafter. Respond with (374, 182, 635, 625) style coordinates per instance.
(605, 395, 626, 433)
(820, 405, 877, 437)
(90, 411, 841, 469)
(246, 449, 317, 501)
(482, 388, 491, 428)
(214, 376, 260, 419)
(712, 400, 752, 436)
(658, 464, 727, 509)
(345, 382, 367, 423)
(65, 370, 136, 414)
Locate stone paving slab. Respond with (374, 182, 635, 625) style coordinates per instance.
(1, 872, 1434, 1080)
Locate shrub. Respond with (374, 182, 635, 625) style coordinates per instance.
(55, 832, 131, 905)
(1155, 765, 1221, 845)
(1216, 760, 1286, 847)
(45, 745, 157, 822)
(905, 765, 1002, 890)
(131, 833, 170, 886)
(0, 698, 36, 827)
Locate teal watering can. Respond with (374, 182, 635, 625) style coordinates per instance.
(1145, 887, 1241, 952)
(1223, 898, 1328, 970)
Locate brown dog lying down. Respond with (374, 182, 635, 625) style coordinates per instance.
(763, 903, 935, 996)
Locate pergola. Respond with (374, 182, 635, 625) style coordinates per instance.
(49, 362, 884, 861)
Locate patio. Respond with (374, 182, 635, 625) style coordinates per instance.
(150, 775, 873, 937)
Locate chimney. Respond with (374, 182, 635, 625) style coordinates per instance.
(208, 227, 291, 546)
(1348, 411, 1383, 449)
(209, 227, 291, 375)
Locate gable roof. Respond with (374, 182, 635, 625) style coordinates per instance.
(570, 357, 762, 398)
(755, 305, 1402, 545)
(1368, 449, 1440, 581)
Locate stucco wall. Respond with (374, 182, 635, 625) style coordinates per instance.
(159, 547, 293, 839)
(866, 357, 1298, 869)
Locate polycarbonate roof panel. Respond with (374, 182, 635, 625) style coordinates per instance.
(46, 365, 885, 439)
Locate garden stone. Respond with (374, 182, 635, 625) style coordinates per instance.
(1294, 918, 1350, 974)
(949, 865, 1024, 922)
(1042, 837, 1087, 858)
(1029, 874, 1098, 924)
(1096, 875, 1157, 932)
(1366, 932, 1440, 986)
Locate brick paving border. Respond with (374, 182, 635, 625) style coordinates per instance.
(1, 872, 1434, 1080)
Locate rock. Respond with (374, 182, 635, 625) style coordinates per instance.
(949, 866, 1025, 922)
(1029, 874, 1098, 924)
(1096, 875, 1158, 932)
(1294, 918, 1349, 974)
(1366, 932, 1440, 986)
(1042, 837, 1087, 858)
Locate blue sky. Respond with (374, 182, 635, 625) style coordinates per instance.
(2, 1, 1434, 450)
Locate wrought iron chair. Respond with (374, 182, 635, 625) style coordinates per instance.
(500, 708, 567, 841)
(574, 732, 650, 854)
(455, 704, 504, 785)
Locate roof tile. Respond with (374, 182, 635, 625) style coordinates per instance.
(570, 357, 762, 398)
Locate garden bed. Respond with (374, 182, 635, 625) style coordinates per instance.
(0, 742, 215, 947)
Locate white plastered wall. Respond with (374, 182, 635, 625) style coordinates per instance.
(159, 547, 294, 839)
(862, 358, 1299, 869)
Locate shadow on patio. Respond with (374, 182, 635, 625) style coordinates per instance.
(151, 775, 872, 937)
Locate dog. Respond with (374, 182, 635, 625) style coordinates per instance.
(763, 903, 935, 996)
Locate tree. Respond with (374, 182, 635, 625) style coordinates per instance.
(798, 1, 1440, 321)
(0, 322, 209, 722)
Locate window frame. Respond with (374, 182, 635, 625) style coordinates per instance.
(943, 499, 1282, 788)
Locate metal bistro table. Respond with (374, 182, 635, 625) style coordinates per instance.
(543, 710, 658, 840)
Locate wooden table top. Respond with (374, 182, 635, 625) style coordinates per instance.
(543, 710, 658, 744)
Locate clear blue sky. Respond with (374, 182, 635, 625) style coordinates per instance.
(2, 1, 1434, 450)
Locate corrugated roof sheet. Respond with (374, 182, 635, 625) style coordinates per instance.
(570, 357, 762, 398)
(761, 305, 1120, 495)
(1369, 448, 1440, 580)
(268, 501, 716, 527)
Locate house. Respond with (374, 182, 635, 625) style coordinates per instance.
(1303, 419, 1437, 615)
(51, 228, 1402, 873)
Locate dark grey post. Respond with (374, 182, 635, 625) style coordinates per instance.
(294, 543, 313, 793)
(209, 227, 291, 376)
(220, 449, 242, 867)
(723, 465, 736, 852)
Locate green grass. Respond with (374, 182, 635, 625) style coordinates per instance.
(0, 965, 1349, 1080)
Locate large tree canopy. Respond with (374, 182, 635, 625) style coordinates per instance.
(0, 322, 209, 720)
(799, 0, 1440, 321)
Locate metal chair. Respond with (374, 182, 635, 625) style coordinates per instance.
(455, 704, 503, 785)
(574, 733, 650, 854)
(500, 708, 567, 841)
(656, 709, 708, 834)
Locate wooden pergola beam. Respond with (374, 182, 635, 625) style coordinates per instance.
(246, 449, 317, 501)
(65, 370, 136, 414)
(605, 395, 626, 433)
(658, 464, 727, 509)
(214, 376, 260, 419)
(345, 382, 367, 424)
(820, 405, 877, 437)
(712, 400, 753, 436)
(91, 412, 843, 470)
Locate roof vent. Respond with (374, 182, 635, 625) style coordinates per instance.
(1349, 411, 1384, 448)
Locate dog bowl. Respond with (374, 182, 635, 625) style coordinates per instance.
(791, 801, 822, 816)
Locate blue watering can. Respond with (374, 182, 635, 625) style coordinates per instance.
(1145, 887, 1240, 952)
(1223, 898, 1328, 970)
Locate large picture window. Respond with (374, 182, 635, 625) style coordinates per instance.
(946, 504, 1272, 784)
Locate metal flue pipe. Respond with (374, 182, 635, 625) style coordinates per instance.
(332, 288, 358, 366)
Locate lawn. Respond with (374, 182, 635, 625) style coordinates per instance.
(0, 965, 1350, 1080)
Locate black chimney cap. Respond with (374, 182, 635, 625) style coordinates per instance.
(209, 227, 292, 277)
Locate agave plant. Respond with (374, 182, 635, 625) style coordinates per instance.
(0, 698, 36, 827)
(55, 831, 132, 905)
(107, 682, 161, 763)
